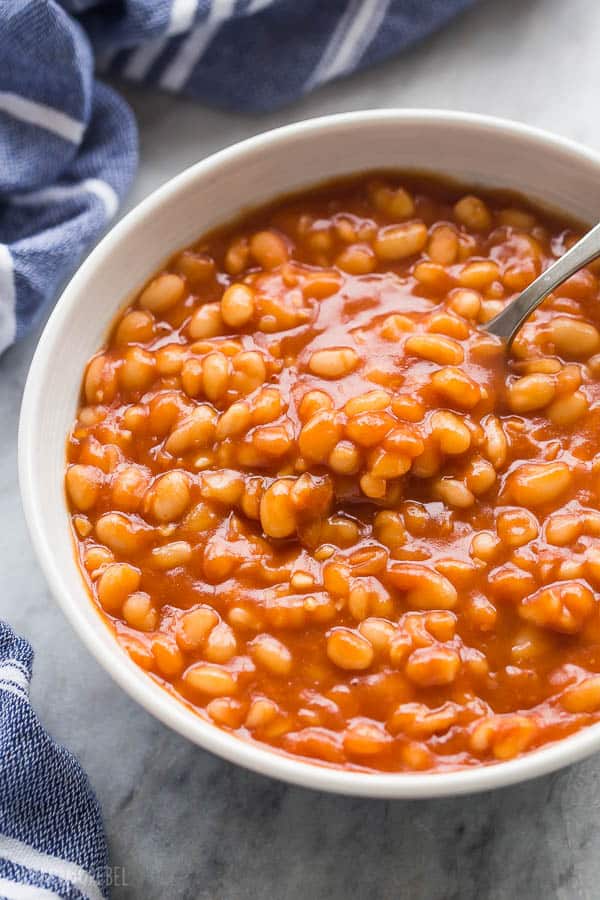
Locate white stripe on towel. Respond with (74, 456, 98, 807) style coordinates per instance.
(160, 0, 237, 91)
(10, 178, 118, 220)
(0, 91, 84, 144)
(123, 39, 168, 79)
(0, 245, 17, 356)
(168, 0, 200, 35)
(124, 0, 200, 80)
(1, 658, 29, 677)
(0, 836, 104, 900)
(0, 682, 28, 703)
(245, 0, 274, 13)
(0, 661, 30, 693)
(0, 876, 63, 899)
(306, 0, 390, 89)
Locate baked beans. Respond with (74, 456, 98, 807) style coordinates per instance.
(66, 174, 600, 772)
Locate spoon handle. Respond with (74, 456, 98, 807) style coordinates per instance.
(484, 221, 600, 345)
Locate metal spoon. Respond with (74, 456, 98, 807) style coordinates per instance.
(484, 221, 600, 346)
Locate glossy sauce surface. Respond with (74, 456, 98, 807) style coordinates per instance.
(66, 174, 600, 772)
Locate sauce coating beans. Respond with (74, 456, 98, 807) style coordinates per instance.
(67, 174, 600, 772)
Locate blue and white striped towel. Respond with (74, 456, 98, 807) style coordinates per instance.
(0, 623, 110, 899)
(0, 0, 475, 355)
(1, 1, 475, 896)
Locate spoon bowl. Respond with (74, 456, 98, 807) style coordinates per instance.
(485, 221, 600, 345)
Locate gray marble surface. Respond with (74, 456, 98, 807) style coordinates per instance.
(3, 0, 600, 896)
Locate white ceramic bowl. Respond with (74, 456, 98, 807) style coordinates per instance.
(19, 110, 600, 797)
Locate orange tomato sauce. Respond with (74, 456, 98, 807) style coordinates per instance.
(65, 174, 600, 771)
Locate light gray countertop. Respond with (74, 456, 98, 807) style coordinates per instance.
(3, 0, 600, 896)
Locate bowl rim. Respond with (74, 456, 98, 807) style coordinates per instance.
(18, 108, 600, 798)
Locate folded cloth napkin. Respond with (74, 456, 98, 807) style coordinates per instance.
(0, 0, 475, 355)
(0, 623, 110, 899)
(0, 2, 475, 897)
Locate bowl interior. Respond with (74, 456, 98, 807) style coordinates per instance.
(19, 111, 600, 797)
